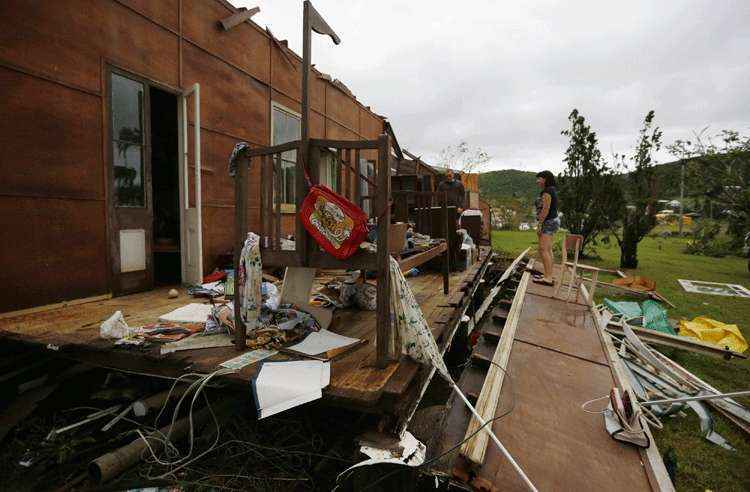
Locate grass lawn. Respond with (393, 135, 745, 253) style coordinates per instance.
(492, 229, 750, 492)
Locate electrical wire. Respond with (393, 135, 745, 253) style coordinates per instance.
(135, 368, 237, 477)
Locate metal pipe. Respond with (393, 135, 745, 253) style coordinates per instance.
(642, 390, 750, 407)
(132, 385, 190, 417)
(89, 403, 219, 484)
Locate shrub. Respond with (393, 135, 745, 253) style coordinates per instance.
(683, 220, 732, 257)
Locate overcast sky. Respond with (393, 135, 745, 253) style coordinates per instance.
(237, 0, 750, 173)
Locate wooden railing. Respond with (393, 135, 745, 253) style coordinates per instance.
(232, 134, 395, 366)
(392, 190, 451, 295)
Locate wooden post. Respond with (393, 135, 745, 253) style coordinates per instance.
(354, 149, 362, 209)
(233, 155, 248, 350)
(442, 191, 450, 294)
(336, 148, 343, 193)
(298, 2, 312, 267)
(344, 148, 351, 199)
(274, 152, 282, 249)
(263, 155, 274, 248)
(376, 133, 392, 367)
(298, 1, 339, 265)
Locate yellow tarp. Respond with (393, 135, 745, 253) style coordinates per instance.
(679, 316, 748, 353)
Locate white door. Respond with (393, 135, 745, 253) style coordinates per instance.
(179, 84, 203, 285)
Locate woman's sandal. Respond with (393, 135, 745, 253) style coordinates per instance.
(523, 266, 544, 277)
(532, 277, 554, 286)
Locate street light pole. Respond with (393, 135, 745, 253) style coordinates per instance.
(678, 160, 685, 235)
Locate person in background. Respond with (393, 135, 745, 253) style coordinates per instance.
(437, 168, 465, 214)
(533, 170, 560, 286)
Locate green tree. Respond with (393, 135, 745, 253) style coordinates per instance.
(669, 130, 750, 248)
(558, 109, 623, 255)
(612, 110, 663, 268)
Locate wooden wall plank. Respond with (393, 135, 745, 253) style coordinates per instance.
(0, 196, 108, 312)
(181, 0, 270, 84)
(0, 67, 103, 200)
(118, 0, 180, 32)
(0, 0, 179, 92)
(182, 42, 269, 143)
(325, 84, 359, 131)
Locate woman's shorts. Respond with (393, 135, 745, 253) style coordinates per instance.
(540, 217, 560, 235)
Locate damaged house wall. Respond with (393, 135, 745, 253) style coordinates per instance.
(0, 0, 385, 312)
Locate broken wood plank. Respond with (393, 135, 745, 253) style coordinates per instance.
(473, 248, 529, 324)
(650, 350, 750, 435)
(398, 242, 447, 272)
(595, 279, 676, 308)
(460, 259, 532, 465)
(581, 283, 675, 492)
(160, 334, 234, 355)
(605, 323, 746, 360)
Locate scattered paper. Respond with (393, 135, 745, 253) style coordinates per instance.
(252, 360, 330, 418)
(100, 311, 132, 339)
(337, 431, 426, 483)
(159, 303, 213, 323)
(287, 329, 360, 356)
(220, 349, 278, 370)
(202, 280, 225, 294)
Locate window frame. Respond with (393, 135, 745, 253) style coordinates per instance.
(110, 70, 148, 208)
(270, 101, 301, 212)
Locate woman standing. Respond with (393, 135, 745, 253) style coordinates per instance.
(533, 171, 560, 286)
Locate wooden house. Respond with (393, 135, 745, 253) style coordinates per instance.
(0, 0, 492, 425)
(0, 0, 390, 311)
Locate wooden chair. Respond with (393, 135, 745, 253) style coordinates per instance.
(554, 233, 600, 303)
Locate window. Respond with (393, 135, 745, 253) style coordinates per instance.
(319, 149, 338, 192)
(111, 73, 145, 207)
(360, 158, 375, 216)
(271, 103, 301, 207)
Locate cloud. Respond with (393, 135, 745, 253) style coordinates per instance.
(237, 0, 750, 172)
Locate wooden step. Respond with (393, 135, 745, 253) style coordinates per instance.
(470, 338, 497, 368)
(481, 324, 503, 341)
(491, 307, 509, 324)
(461, 365, 488, 403)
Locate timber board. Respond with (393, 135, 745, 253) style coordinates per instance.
(431, 264, 653, 491)
(0, 248, 492, 413)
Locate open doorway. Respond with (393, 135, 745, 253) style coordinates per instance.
(150, 87, 181, 285)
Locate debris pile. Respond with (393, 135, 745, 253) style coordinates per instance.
(595, 303, 750, 452)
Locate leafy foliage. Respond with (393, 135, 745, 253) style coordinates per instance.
(613, 110, 663, 268)
(684, 219, 731, 257)
(558, 109, 624, 254)
(478, 169, 538, 203)
(669, 130, 750, 248)
(437, 141, 491, 173)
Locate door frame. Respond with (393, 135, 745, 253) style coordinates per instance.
(104, 64, 187, 296)
(178, 83, 203, 286)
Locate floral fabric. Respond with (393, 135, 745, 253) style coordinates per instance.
(238, 232, 263, 329)
(388, 256, 450, 380)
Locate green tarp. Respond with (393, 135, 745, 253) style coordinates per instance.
(641, 300, 676, 335)
(603, 298, 676, 335)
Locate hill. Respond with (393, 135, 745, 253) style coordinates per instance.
(478, 169, 538, 204)
(478, 160, 690, 205)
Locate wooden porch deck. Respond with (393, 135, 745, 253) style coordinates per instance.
(432, 265, 665, 491)
(0, 247, 491, 418)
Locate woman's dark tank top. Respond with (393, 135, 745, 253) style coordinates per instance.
(543, 186, 558, 219)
